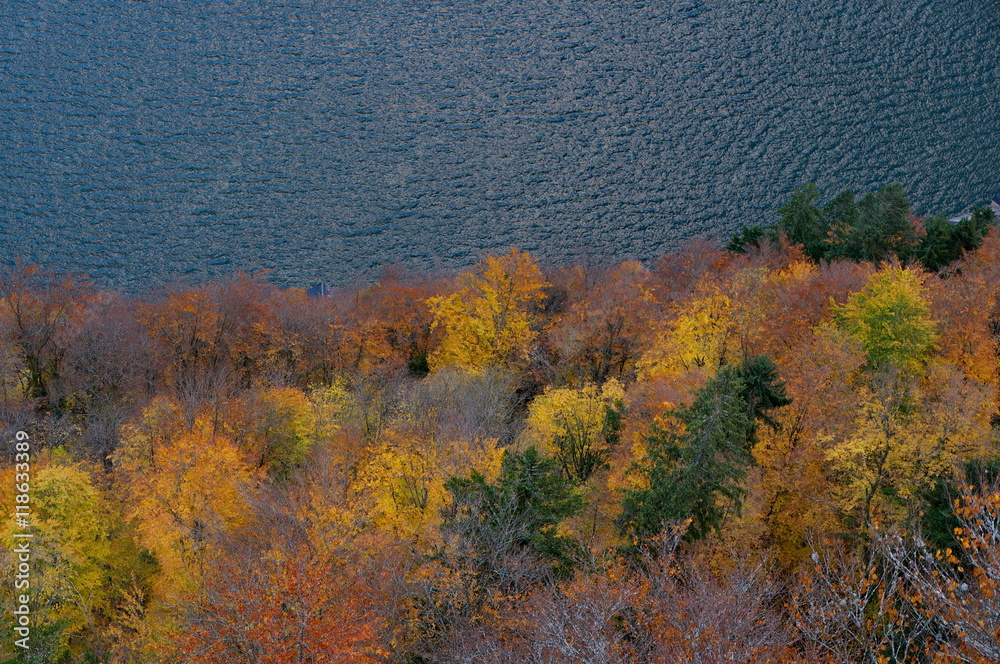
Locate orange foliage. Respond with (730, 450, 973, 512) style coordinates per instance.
(113, 399, 260, 596)
(6, 226, 1000, 663)
(171, 546, 388, 664)
(348, 269, 442, 373)
(933, 230, 1000, 412)
(545, 260, 656, 384)
(136, 274, 292, 409)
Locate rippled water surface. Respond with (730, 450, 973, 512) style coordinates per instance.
(2, 0, 998, 288)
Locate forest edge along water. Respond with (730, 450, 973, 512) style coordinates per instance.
(1, 0, 998, 289)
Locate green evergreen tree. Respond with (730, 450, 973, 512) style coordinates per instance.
(726, 225, 769, 254)
(735, 355, 793, 448)
(619, 366, 752, 542)
(838, 183, 915, 263)
(821, 188, 860, 259)
(916, 206, 996, 272)
(777, 183, 826, 260)
(952, 205, 998, 256)
(752, 183, 994, 271)
(443, 446, 584, 580)
(916, 214, 958, 272)
(620, 357, 792, 543)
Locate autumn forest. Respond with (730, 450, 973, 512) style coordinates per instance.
(3, 186, 1000, 663)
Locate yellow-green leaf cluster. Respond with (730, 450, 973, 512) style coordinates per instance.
(825, 363, 993, 524)
(834, 266, 938, 372)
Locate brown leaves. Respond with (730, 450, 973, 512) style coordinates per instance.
(0, 261, 93, 405)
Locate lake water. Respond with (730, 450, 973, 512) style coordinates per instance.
(2, 0, 998, 289)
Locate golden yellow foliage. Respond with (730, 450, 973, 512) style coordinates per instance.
(524, 380, 624, 451)
(640, 268, 768, 379)
(520, 379, 628, 547)
(350, 430, 505, 546)
(225, 386, 316, 479)
(310, 380, 350, 437)
(766, 259, 817, 288)
(523, 379, 625, 480)
(641, 291, 734, 378)
(428, 248, 548, 371)
(825, 362, 993, 525)
(113, 399, 259, 596)
(0, 460, 111, 650)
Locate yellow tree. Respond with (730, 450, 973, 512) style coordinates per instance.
(521, 379, 627, 548)
(112, 398, 258, 598)
(523, 379, 626, 483)
(825, 362, 993, 527)
(0, 454, 160, 662)
(224, 386, 316, 480)
(639, 267, 769, 379)
(821, 266, 982, 527)
(29, 462, 112, 639)
(350, 428, 505, 547)
(428, 248, 548, 371)
(1, 461, 100, 660)
(640, 290, 735, 379)
(307, 379, 354, 467)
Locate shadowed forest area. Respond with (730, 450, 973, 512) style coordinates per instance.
(2, 185, 1000, 663)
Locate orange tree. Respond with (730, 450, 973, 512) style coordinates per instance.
(171, 545, 388, 664)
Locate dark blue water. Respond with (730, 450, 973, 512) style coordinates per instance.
(2, 0, 998, 288)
